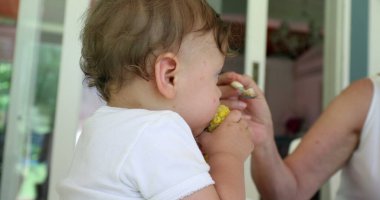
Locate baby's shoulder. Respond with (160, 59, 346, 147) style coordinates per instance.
(140, 110, 190, 135)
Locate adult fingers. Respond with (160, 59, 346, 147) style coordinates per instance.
(219, 72, 264, 100)
(219, 84, 240, 99)
(218, 71, 241, 85)
(220, 99, 247, 110)
(234, 74, 265, 99)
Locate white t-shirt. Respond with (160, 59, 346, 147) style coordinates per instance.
(58, 106, 214, 200)
(336, 76, 380, 199)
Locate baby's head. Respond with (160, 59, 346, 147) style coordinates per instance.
(81, 0, 232, 135)
(81, 0, 231, 101)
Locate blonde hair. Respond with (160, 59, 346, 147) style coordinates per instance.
(80, 0, 231, 101)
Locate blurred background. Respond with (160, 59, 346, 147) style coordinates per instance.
(0, 0, 379, 199)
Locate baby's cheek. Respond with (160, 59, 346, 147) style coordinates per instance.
(210, 98, 220, 118)
(214, 96, 221, 106)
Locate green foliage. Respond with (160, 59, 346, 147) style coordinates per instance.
(0, 62, 11, 132)
(0, 44, 61, 133)
(34, 44, 61, 129)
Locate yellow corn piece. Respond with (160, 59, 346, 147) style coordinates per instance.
(207, 104, 230, 132)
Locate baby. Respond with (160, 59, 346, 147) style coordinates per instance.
(58, 0, 254, 199)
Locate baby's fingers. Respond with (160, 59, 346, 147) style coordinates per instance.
(196, 131, 212, 147)
(224, 110, 242, 123)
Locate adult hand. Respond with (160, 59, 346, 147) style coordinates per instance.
(218, 71, 274, 147)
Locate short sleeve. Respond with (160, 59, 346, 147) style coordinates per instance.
(120, 112, 214, 200)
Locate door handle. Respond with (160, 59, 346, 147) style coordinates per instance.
(252, 62, 259, 83)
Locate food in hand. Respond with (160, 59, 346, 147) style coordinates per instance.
(230, 81, 257, 99)
(207, 104, 230, 132)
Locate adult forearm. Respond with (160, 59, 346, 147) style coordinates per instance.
(251, 140, 298, 200)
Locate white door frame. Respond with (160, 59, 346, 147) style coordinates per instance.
(368, 0, 380, 75)
(321, 0, 352, 199)
(47, 0, 90, 199)
(323, 0, 351, 106)
(244, 1, 268, 199)
(244, 0, 268, 91)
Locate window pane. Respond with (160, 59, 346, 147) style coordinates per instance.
(0, 0, 66, 199)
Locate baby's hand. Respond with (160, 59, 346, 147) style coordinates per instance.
(197, 110, 254, 162)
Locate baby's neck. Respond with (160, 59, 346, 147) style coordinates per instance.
(108, 79, 172, 111)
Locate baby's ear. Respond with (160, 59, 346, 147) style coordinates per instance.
(154, 53, 178, 99)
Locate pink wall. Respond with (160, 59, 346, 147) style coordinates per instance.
(265, 45, 323, 136)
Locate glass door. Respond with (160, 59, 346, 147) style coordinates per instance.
(0, 0, 66, 199)
(48, 0, 91, 199)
